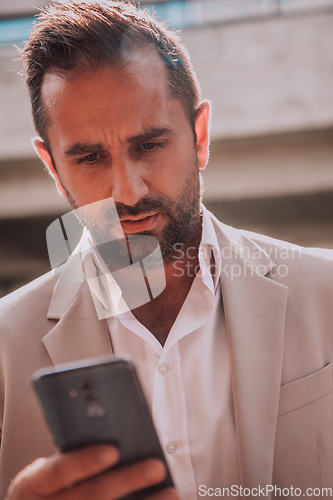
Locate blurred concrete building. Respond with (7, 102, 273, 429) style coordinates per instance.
(0, 0, 333, 297)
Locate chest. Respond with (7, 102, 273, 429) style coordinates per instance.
(132, 277, 196, 345)
(132, 295, 185, 345)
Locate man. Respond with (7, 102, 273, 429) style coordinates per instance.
(0, 1, 333, 499)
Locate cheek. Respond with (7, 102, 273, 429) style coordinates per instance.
(53, 164, 97, 205)
(157, 145, 195, 190)
(168, 148, 197, 189)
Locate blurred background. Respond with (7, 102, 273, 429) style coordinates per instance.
(0, 0, 332, 297)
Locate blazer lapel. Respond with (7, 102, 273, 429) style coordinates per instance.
(214, 218, 289, 494)
(43, 278, 112, 367)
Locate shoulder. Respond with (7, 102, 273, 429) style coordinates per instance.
(240, 227, 333, 261)
(240, 228, 333, 273)
(209, 209, 333, 264)
(239, 229, 333, 285)
(0, 271, 57, 335)
(208, 209, 333, 290)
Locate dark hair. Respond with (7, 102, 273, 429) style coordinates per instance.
(21, 0, 201, 150)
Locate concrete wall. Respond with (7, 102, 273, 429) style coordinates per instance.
(182, 11, 333, 138)
(203, 128, 333, 201)
(1, 9, 333, 159)
(0, 45, 34, 160)
(0, 0, 46, 17)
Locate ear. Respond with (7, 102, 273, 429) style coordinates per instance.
(195, 100, 211, 170)
(33, 137, 67, 198)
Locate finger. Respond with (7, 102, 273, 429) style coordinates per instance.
(9, 445, 119, 498)
(54, 458, 167, 500)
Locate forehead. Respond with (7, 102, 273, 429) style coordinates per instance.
(40, 49, 186, 147)
(42, 50, 192, 151)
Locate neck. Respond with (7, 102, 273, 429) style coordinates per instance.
(163, 224, 202, 291)
(130, 221, 203, 345)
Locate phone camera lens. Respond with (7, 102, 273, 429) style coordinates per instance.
(85, 402, 106, 418)
(81, 380, 98, 399)
(89, 388, 99, 398)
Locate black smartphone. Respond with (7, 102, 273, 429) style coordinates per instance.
(33, 357, 174, 499)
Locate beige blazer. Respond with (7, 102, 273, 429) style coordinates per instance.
(0, 212, 333, 498)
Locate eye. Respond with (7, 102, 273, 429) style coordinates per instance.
(77, 152, 105, 165)
(140, 142, 162, 151)
(82, 153, 98, 163)
(142, 143, 156, 150)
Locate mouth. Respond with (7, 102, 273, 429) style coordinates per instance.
(120, 213, 160, 234)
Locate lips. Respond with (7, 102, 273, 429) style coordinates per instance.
(120, 213, 160, 234)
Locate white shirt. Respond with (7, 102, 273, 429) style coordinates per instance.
(81, 206, 240, 499)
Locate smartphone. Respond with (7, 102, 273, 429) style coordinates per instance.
(33, 357, 174, 499)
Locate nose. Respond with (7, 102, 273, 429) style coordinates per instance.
(111, 156, 148, 207)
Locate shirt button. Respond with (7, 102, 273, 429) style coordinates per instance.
(166, 441, 176, 454)
(158, 364, 168, 375)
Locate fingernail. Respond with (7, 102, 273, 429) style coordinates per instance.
(97, 446, 118, 465)
(143, 459, 166, 481)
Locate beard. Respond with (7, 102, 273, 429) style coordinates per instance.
(58, 152, 203, 270)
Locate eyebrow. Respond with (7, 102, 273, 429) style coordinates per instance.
(64, 143, 105, 157)
(64, 127, 172, 157)
(128, 127, 172, 144)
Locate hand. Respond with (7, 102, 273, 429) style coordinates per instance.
(6, 444, 178, 500)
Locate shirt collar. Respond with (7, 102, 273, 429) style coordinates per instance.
(199, 204, 222, 293)
(80, 228, 129, 318)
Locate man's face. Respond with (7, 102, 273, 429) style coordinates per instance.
(38, 52, 208, 264)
